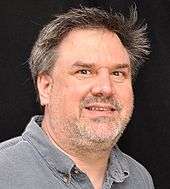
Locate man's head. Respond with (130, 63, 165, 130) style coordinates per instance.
(29, 7, 150, 153)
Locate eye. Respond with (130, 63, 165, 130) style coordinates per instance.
(74, 69, 93, 79)
(111, 71, 126, 82)
(112, 71, 124, 77)
(76, 69, 91, 75)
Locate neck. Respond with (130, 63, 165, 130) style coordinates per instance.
(42, 115, 112, 189)
(53, 140, 111, 189)
(69, 150, 111, 189)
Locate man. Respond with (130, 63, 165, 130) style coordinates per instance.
(0, 6, 154, 189)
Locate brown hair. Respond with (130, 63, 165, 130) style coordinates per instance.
(29, 6, 150, 95)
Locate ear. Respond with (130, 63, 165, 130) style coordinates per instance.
(37, 73, 53, 106)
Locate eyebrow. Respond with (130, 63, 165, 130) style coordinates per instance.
(71, 62, 95, 69)
(71, 61, 130, 70)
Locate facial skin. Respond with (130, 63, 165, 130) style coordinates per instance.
(38, 29, 134, 155)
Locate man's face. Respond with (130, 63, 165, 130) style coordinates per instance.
(40, 29, 134, 151)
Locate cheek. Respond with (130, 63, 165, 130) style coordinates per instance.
(124, 90, 134, 111)
(116, 85, 134, 105)
(59, 78, 91, 102)
(50, 80, 90, 114)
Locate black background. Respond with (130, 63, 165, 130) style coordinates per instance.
(0, 0, 170, 188)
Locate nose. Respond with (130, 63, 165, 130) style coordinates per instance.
(91, 69, 115, 97)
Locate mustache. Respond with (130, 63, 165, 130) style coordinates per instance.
(80, 96, 122, 111)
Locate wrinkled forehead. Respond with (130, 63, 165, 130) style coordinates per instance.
(54, 28, 130, 69)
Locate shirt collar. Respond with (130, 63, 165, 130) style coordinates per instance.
(22, 115, 129, 183)
(22, 115, 75, 175)
(108, 146, 129, 182)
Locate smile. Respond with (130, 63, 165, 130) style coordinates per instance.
(85, 106, 115, 111)
(83, 104, 116, 117)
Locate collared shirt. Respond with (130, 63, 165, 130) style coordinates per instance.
(0, 116, 154, 189)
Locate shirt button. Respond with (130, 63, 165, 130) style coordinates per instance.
(74, 169, 79, 174)
(124, 171, 129, 176)
(63, 174, 69, 183)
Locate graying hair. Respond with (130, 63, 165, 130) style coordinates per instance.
(29, 6, 150, 94)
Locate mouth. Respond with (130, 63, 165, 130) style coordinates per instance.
(85, 106, 115, 111)
(83, 104, 116, 117)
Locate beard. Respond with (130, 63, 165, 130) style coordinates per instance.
(65, 113, 132, 153)
(51, 95, 134, 154)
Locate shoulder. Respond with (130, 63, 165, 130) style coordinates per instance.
(122, 151, 154, 188)
(0, 136, 34, 170)
(0, 136, 28, 164)
(0, 136, 23, 155)
(0, 136, 21, 150)
(0, 137, 24, 179)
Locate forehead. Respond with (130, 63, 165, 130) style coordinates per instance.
(55, 28, 130, 69)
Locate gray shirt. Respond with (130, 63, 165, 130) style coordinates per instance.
(0, 116, 154, 189)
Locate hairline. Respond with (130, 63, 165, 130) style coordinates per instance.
(41, 27, 133, 77)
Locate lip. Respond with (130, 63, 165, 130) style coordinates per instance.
(82, 104, 116, 117)
(85, 103, 115, 111)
